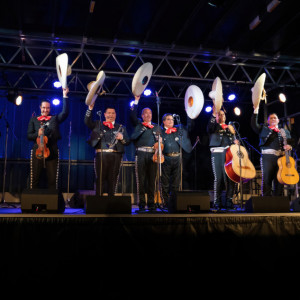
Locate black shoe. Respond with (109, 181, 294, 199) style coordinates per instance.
(138, 205, 146, 212)
(212, 204, 222, 212)
(147, 205, 156, 212)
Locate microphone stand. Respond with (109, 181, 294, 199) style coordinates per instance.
(155, 92, 166, 212)
(65, 121, 72, 208)
(1, 112, 18, 208)
(175, 115, 183, 191)
(97, 110, 103, 196)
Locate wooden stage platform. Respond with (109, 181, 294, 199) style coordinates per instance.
(1, 204, 300, 296)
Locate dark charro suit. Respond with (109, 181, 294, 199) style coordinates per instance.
(160, 124, 192, 212)
(84, 109, 130, 196)
(207, 114, 236, 209)
(27, 97, 69, 189)
(251, 113, 292, 196)
(130, 104, 161, 210)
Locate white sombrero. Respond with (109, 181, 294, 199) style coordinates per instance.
(184, 85, 204, 119)
(56, 53, 71, 89)
(132, 62, 153, 96)
(85, 71, 106, 106)
(209, 77, 223, 113)
(252, 73, 266, 108)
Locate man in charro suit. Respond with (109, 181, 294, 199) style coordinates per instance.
(207, 107, 239, 211)
(27, 87, 69, 189)
(84, 103, 130, 196)
(251, 107, 292, 196)
(160, 113, 193, 213)
(130, 95, 162, 212)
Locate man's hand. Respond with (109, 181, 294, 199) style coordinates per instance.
(89, 103, 95, 110)
(284, 144, 292, 151)
(63, 87, 69, 98)
(116, 132, 123, 140)
(38, 127, 44, 136)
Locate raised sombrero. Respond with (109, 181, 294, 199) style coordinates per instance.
(132, 62, 153, 96)
(56, 53, 71, 89)
(184, 85, 204, 119)
(209, 77, 223, 114)
(85, 71, 106, 106)
(252, 73, 266, 108)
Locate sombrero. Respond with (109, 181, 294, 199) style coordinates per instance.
(85, 71, 106, 106)
(184, 85, 204, 119)
(209, 77, 223, 113)
(56, 53, 71, 89)
(252, 73, 266, 108)
(132, 62, 153, 96)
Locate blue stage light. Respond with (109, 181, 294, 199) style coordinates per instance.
(52, 98, 60, 106)
(53, 81, 62, 88)
(205, 106, 212, 113)
(129, 100, 135, 107)
(228, 93, 236, 101)
(143, 89, 152, 96)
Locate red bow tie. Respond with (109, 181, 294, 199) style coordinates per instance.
(103, 121, 114, 129)
(142, 122, 154, 129)
(166, 127, 177, 134)
(269, 126, 280, 133)
(221, 124, 228, 129)
(37, 116, 51, 121)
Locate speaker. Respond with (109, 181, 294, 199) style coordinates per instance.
(245, 196, 290, 213)
(176, 191, 211, 213)
(21, 189, 65, 213)
(84, 195, 132, 214)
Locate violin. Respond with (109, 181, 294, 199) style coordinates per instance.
(36, 124, 50, 160)
(152, 141, 164, 164)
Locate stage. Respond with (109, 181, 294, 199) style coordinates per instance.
(1, 203, 300, 296)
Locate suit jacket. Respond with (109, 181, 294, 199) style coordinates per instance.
(129, 104, 161, 148)
(161, 125, 192, 154)
(251, 113, 291, 150)
(207, 115, 234, 147)
(27, 97, 69, 151)
(84, 109, 130, 152)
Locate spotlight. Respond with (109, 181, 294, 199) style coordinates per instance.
(205, 106, 212, 113)
(278, 93, 286, 103)
(228, 93, 236, 101)
(53, 81, 62, 88)
(143, 89, 152, 96)
(7, 90, 23, 106)
(52, 98, 60, 106)
(234, 107, 241, 116)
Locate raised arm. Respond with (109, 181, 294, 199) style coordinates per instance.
(57, 88, 70, 123)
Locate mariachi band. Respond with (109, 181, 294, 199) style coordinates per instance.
(26, 53, 297, 213)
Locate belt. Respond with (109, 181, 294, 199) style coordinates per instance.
(210, 146, 229, 153)
(261, 149, 284, 156)
(95, 149, 118, 153)
(137, 147, 154, 153)
(165, 152, 180, 157)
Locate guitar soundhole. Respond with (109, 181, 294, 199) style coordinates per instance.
(236, 151, 244, 159)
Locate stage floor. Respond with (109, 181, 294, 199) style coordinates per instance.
(1, 203, 300, 217)
(1, 202, 300, 296)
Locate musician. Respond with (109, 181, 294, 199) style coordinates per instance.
(27, 87, 69, 189)
(251, 109, 292, 196)
(84, 104, 130, 196)
(207, 108, 239, 211)
(161, 113, 192, 213)
(130, 95, 162, 212)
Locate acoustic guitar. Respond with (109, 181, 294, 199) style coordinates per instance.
(225, 144, 256, 183)
(277, 129, 299, 185)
